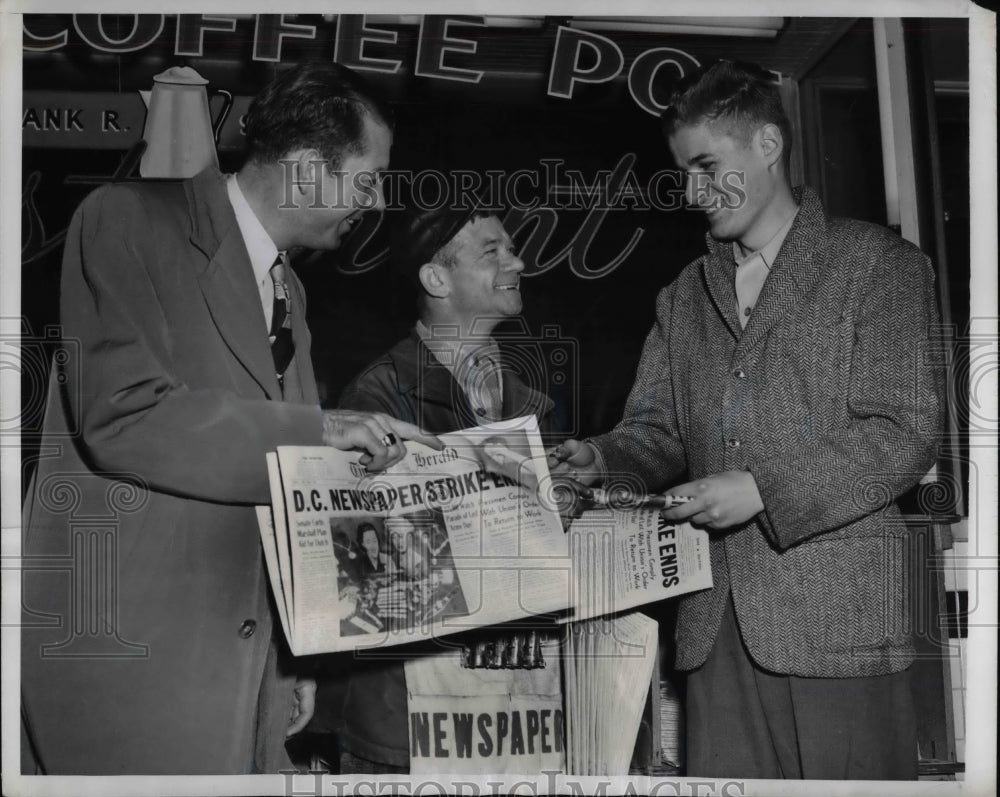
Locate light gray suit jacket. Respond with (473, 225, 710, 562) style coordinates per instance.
(22, 167, 323, 773)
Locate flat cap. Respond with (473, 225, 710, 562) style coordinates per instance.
(392, 200, 488, 284)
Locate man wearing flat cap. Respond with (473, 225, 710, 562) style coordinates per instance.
(320, 201, 560, 773)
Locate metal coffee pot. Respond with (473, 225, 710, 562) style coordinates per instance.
(138, 66, 232, 178)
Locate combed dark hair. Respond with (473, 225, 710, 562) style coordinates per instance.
(660, 60, 792, 162)
(244, 61, 393, 168)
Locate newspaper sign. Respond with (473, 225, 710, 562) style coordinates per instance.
(405, 637, 565, 775)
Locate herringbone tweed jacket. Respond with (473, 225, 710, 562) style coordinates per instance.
(590, 186, 944, 677)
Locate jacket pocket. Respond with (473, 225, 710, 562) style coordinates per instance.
(781, 525, 912, 651)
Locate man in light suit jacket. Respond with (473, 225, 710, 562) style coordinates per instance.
(550, 60, 943, 779)
(21, 62, 434, 775)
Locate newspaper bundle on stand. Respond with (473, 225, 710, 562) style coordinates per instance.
(256, 416, 712, 655)
(563, 612, 660, 776)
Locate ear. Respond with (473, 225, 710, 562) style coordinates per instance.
(289, 148, 324, 196)
(756, 123, 784, 168)
(418, 262, 450, 299)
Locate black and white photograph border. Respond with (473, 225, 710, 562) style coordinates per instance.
(0, 1, 996, 795)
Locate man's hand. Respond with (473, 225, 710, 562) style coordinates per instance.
(321, 410, 441, 471)
(660, 471, 764, 531)
(544, 440, 604, 529)
(286, 677, 316, 737)
(545, 439, 602, 486)
(536, 474, 588, 530)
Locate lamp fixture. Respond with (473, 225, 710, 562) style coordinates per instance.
(566, 16, 784, 39)
(366, 15, 545, 29)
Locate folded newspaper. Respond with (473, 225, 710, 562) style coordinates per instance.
(257, 416, 712, 655)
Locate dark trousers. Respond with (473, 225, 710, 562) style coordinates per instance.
(339, 750, 408, 775)
(686, 596, 917, 780)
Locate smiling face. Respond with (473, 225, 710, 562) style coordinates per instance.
(437, 215, 524, 329)
(292, 113, 392, 251)
(668, 119, 778, 249)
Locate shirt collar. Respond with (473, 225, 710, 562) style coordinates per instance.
(414, 320, 501, 376)
(733, 207, 799, 269)
(226, 173, 281, 284)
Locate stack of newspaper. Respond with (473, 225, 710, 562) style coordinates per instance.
(563, 612, 659, 776)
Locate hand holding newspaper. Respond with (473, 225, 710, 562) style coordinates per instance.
(257, 416, 712, 655)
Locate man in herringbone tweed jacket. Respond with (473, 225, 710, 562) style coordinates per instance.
(550, 61, 943, 779)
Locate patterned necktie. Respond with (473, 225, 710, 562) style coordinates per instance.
(269, 254, 294, 381)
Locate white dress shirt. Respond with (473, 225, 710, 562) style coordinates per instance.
(226, 174, 283, 333)
(733, 209, 799, 328)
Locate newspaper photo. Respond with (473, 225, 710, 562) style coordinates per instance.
(258, 416, 711, 655)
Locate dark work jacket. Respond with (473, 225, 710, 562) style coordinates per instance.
(330, 328, 559, 767)
(339, 328, 559, 439)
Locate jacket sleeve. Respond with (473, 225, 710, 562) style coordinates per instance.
(61, 185, 324, 506)
(587, 285, 688, 492)
(751, 239, 945, 549)
(337, 366, 407, 418)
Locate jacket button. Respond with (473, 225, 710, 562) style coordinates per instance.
(733, 368, 746, 379)
(238, 619, 257, 639)
(727, 438, 741, 448)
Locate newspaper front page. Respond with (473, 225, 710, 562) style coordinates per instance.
(566, 508, 713, 623)
(258, 416, 711, 655)
(259, 417, 572, 655)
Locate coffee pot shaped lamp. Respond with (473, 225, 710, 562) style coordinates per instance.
(138, 66, 233, 179)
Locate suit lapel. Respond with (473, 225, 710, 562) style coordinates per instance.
(392, 331, 476, 428)
(736, 188, 828, 356)
(286, 272, 319, 404)
(186, 168, 281, 399)
(701, 239, 742, 341)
